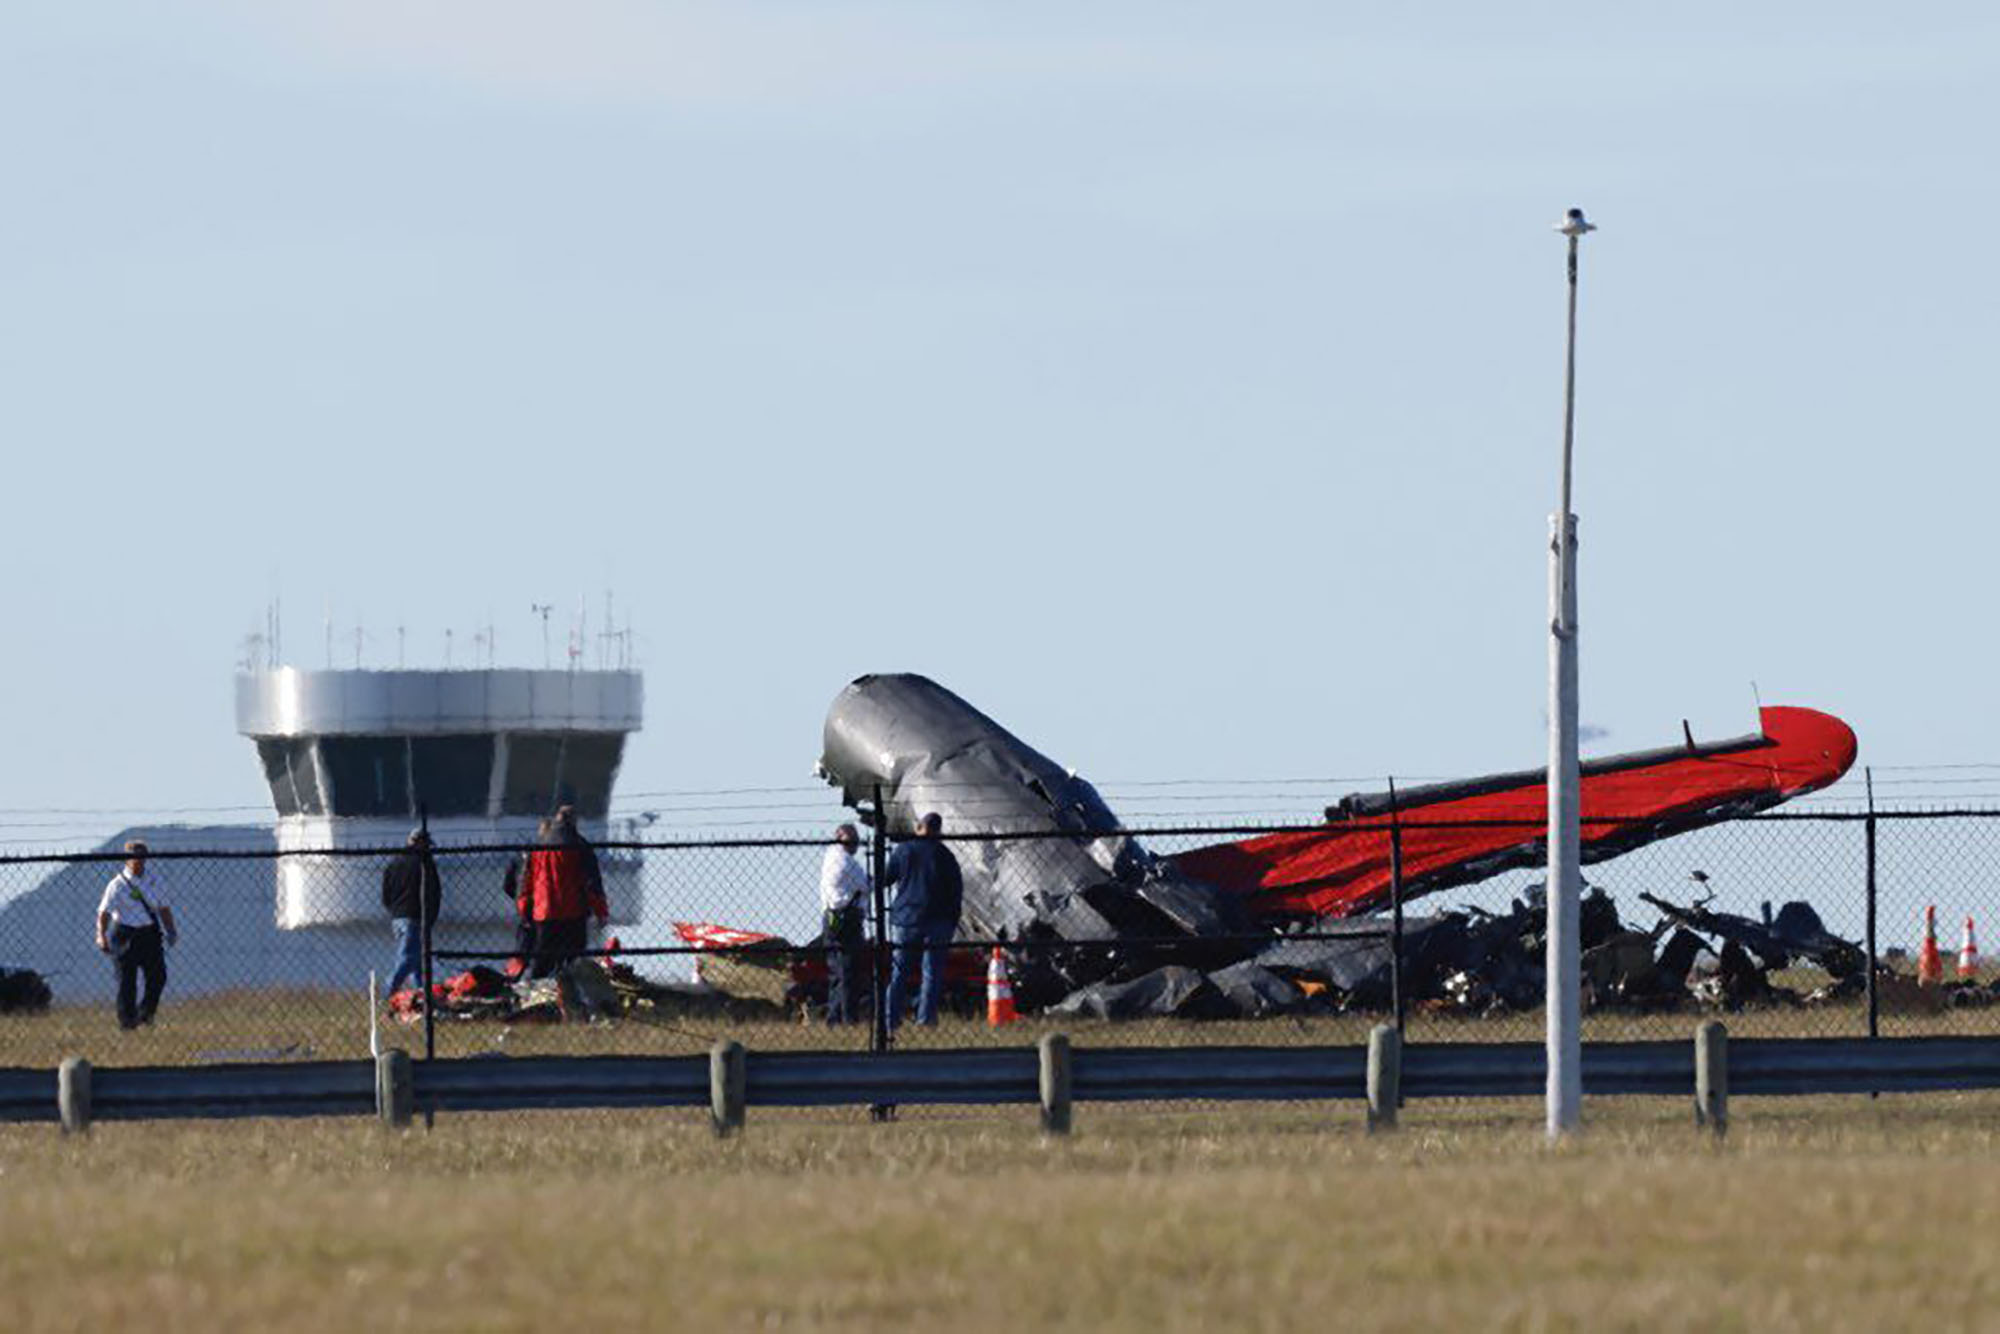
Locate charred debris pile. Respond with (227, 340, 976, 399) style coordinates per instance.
(759, 880, 1868, 1022)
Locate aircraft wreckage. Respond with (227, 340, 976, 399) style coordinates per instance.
(699, 673, 1861, 1019)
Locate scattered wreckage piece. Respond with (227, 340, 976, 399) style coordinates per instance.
(1639, 891, 1866, 982)
(1050, 965, 1239, 1022)
(0, 965, 52, 1014)
(1206, 961, 1313, 1018)
(385, 956, 790, 1028)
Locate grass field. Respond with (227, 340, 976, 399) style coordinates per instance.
(6, 1093, 2000, 1332)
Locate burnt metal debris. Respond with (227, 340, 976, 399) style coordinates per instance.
(798, 673, 1877, 1020)
(387, 958, 790, 1028)
(0, 965, 51, 1014)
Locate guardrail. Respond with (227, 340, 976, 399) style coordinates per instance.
(10, 1029, 1999, 1136)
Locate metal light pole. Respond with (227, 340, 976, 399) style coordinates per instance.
(1546, 206, 1595, 1138)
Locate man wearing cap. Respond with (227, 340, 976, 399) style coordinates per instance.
(818, 823, 871, 1024)
(381, 829, 444, 996)
(94, 840, 178, 1030)
(882, 812, 964, 1029)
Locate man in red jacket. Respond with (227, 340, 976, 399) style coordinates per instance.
(517, 806, 609, 978)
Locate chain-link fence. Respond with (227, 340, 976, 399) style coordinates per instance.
(2, 810, 1996, 1070)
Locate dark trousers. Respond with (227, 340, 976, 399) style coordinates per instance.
(110, 924, 166, 1030)
(823, 905, 866, 1025)
(529, 918, 589, 979)
(511, 916, 536, 974)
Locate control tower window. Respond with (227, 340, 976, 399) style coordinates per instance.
(289, 740, 324, 815)
(410, 735, 494, 818)
(501, 732, 625, 818)
(256, 738, 324, 817)
(321, 737, 412, 818)
(502, 735, 563, 817)
(557, 733, 624, 818)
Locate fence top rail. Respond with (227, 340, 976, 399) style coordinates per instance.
(4, 805, 1997, 864)
(7, 804, 1992, 868)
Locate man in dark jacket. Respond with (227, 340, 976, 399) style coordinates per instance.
(882, 812, 964, 1029)
(381, 829, 442, 995)
(517, 806, 609, 978)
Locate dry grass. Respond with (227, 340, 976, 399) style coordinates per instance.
(6, 1094, 2000, 1332)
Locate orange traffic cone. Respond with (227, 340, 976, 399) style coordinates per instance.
(1918, 905, 1945, 987)
(986, 947, 1018, 1027)
(1959, 916, 1980, 980)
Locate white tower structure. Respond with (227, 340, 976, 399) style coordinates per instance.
(236, 667, 644, 929)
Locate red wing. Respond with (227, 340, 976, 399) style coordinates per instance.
(1170, 706, 1857, 919)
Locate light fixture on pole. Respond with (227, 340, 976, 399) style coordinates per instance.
(1547, 205, 1594, 1138)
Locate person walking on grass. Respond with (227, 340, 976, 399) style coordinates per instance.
(819, 822, 871, 1024)
(94, 840, 178, 1030)
(381, 828, 443, 996)
(882, 812, 963, 1030)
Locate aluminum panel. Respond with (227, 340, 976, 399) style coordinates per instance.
(236, 670, 643, 736)
(486, 672, 536, 729)
(433, 673, 489, 730)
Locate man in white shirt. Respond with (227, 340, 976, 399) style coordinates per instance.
(94, 840, 179, 1030)
(819, 823, 871, 1024)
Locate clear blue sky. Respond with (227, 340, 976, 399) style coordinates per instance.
(2, 2, 1995, 840)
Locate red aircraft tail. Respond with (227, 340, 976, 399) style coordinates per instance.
(1170, 706, 1857, 920)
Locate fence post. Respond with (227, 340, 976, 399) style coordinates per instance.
(1038, 1032, 1073, 1136)
(869, 785, 890, 1054)
(868, 785, 895, 1123)
(710, 1039, 747, 1137)
(57, 1057, 91, 1135)
(1366, 1024, 1401, 1132)
(1864, 768, 1878, 1042)
(1693, 1020, 1728, 1138)
(376, 1048, 413, 1129)
(418, 804, 435, 1066)
(1388, 779, 1405, 1037)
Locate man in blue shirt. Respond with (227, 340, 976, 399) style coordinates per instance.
(882, 811, 964, 1029)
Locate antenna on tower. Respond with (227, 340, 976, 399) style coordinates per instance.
(324, 601, 333, 669)
(352, 625, 365, 669)
(531, 604, 554, 669)
(397, 624, 407, 669)
(444, 628, 454, 670)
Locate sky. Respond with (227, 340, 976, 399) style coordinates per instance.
(2, 1, 1996, 843)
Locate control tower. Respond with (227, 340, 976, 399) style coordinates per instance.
(236, 667, 644, 928)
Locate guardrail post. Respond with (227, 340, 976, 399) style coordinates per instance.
(1038, 1033, 1072, 1136)
(711, 1040, 747, 1137)
(1694, 1021, 1728, 1138)
(376, 1048, 413, 1128)
(58, 1058, 91, 1135)
(1366, 1024, 1401, 1132)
